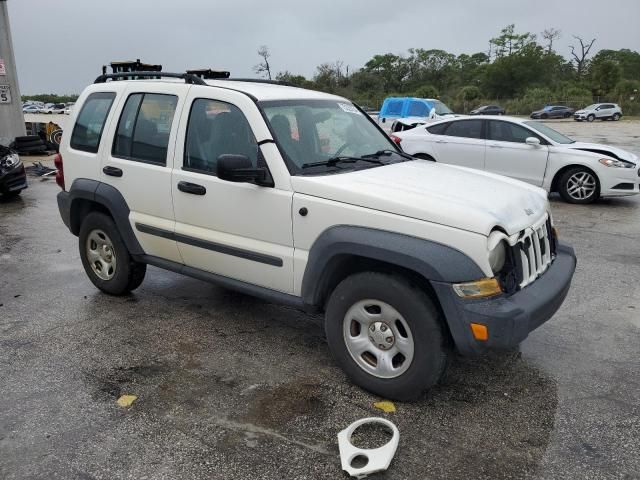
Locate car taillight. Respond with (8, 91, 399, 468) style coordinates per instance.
(390, 135, 402, 145)
(54, 153, 65, 190)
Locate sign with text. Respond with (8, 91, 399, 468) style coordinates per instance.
(0, 85, 11, 103)
(0, 59, 5, 76)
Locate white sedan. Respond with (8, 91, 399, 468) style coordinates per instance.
(392, 116, 639, 204)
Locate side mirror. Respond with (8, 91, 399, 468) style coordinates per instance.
(217, 154, 273, 187)
(525, 137, 541, 146)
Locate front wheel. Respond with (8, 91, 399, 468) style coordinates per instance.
(79, 212, 146, 295)
(559, 167, 599, 204)
(325, 272, 448, 401)
(587, 114, 595, 122)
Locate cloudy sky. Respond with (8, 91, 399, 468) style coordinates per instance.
(7, 0, 640, 94)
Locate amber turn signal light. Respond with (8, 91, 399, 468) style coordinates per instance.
(470, 323, 489, 341)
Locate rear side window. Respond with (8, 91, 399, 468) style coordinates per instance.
(408, 101, 429, 117)
(443, 120, 484, 139)
(70, 92, 116, 153)
(112, 93, 178, 165)
(184, 99, 258, 174)
(426, 122, 449, 135)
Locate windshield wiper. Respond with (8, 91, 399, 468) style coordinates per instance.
(361, 149, 415, 161)
(301, 156, 386, 169)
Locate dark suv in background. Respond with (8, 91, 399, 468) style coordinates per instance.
(530, 105, 574, 119)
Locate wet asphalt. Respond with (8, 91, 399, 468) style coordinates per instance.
(1, 120, 639, 479)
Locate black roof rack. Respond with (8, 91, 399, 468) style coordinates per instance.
(221, 78, 292, 86)
(94, 71, 206, 85)
(186, 68, 230, 79)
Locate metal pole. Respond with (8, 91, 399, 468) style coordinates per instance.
(0, 0, 26, 146)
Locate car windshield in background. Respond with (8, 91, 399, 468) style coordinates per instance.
(433, 100, 453, 115)
(261, 99, 401, 175)
(524, 121, 575, 144)
(584, 104, 598, 110)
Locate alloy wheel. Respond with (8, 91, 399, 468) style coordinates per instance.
(566, 171, 597, 201)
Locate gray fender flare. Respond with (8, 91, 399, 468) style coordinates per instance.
(300, 225, 484, 306)
(67, 178, 144, 255)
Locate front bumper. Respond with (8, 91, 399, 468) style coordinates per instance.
(432, 243, 577, 355)
(0, 164, 28, 195)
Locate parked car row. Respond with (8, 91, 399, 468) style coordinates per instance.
(22, 101, 74, 114)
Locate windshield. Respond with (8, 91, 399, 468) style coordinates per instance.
(583, 104, 597, 110)
(433, 100, 453, 115)
(261, 99, 400, 175)
(524, 121, 575, 144)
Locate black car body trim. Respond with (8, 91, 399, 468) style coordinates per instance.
(57, 178, 144, 255)
(432, 243, 576, 354)
(137, 254, 304, 308)
(135, 223, 284, 267)
(301, 225, 485, 306)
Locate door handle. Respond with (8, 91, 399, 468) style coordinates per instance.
(177, 181, 206, 195)
(102, 166, 123, 177)
(488, 144, 503, 148)
(435, 139, 447, 144)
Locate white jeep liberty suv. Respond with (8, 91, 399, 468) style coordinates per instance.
(56, 72, 576, 400)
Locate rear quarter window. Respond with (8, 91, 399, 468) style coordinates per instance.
(385, 100, 403, 116)
(70, 92, 116, 153)
(426, 122, 449, 135)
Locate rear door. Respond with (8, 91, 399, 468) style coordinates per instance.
(484, 120, 548, 185)
(597, 104, 614, 119)
(99, 82, 186, 263)
(430, 119, 486, 170)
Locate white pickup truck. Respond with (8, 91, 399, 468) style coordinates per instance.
(56, 72, 576, 400)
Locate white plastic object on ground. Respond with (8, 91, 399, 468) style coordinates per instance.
(337, 417, 399, 479)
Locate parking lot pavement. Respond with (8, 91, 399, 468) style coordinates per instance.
(1, 124, 639, 480)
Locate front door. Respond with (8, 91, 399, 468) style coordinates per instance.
(171, 88, 294, 294)
(484, 120, 549, 186)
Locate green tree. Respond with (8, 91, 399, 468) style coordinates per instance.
(590, 60, 621, 96)
(275, 71, 313, 88)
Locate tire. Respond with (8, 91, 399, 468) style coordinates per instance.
(79, 212, 146, 295)
(613, 113, 621, 121)
(413, 153, 435, 162)
(541, 113, 548, 119)
(558, 167, 599, 204)
(15, 139, 45, 148)
(1, 190, 22, 199)
(14, 135, 40, 143)
(587, 114, 595, 122)
(325, 272, 448, 401)
(564, 112, 571, 118)
(17, 144, 46, 153)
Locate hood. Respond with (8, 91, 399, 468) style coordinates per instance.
(291, 161, 548, 236)
(564, 142, 638, 163)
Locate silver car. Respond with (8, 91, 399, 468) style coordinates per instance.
(574, 103, 622, 122)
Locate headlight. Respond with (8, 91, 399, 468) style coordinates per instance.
(489, 241, 506, 273)
(487, 231, 508, 274)
(598, 157, 634, 168)
(0, 153, 20, 169)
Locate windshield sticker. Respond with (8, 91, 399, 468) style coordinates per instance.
(338, 103, 362, 115)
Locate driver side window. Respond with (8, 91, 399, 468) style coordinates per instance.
(183, 99, 258, 174)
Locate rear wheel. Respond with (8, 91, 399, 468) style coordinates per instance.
(325, 272, 448, 401)
(79, 212, 146, 295)
(558, 167, 599, 204)
(612, 113, 621, 121)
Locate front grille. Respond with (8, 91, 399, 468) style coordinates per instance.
(513, 215, 555, 289)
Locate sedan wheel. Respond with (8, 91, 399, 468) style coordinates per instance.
(559, 168, 599, 204)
